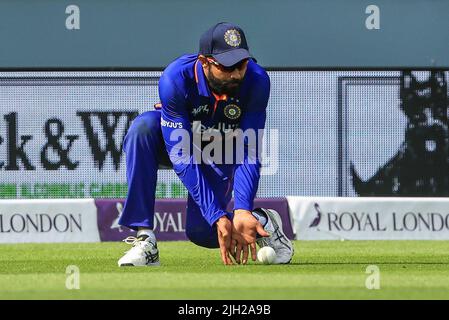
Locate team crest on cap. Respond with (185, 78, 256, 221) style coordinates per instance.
(224, 104, 241, 120)
(224, 29, 242, 47)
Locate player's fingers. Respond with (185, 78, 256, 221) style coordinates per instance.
(235, 244, 243, 264)
(219, 243, 228, 265)
(219, 244, 228, 265)
(222, 250, 229, 265)
(222, 230, 235, 265)
(232, 239, 238, 252)
(230, 239, 238, 261)
(256, 223, 270, 237)
(217, 230, 230, 265)
(242, 244, 249, 264)
(222, 230, 231, 249)
(226, 251, 234, 265)
(250, 242, 257, 261)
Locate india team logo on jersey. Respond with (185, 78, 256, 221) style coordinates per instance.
(224, 29, 241, 47)
(224, 104, 241, 120)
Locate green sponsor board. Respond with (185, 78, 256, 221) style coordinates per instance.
(0, 183, 187, 199)
(0, 184, 17, 198)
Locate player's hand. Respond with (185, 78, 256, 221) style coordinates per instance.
(231, 209, 269, 264)
(216, 216, 234, 265)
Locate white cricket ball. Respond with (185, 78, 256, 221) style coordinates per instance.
(257, 246, 276, 264)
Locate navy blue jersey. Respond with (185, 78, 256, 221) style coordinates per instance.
(159, 54, 270, 225)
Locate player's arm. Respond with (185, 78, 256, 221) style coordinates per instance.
(159, 73, 230, 225)
(231, 71, 271, 264)
(233, 72, 270, 213)
(159, 73, 234, 264)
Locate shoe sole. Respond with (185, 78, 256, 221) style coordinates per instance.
(119, 261, 161, 267)
(262, 208, 295, 264)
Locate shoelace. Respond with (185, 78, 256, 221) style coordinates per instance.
(123, 236, 141, 245)
(122, 236, 149, 254)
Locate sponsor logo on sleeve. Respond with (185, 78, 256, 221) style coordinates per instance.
(161, 118, 183, 129)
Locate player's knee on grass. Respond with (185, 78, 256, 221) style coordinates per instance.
(186, 225, 219, 249)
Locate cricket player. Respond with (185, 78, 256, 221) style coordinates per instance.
(118, 22, 294, 266)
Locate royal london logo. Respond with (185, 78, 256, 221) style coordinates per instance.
(224, 29, 242, 47)
(309, 203, 322, 228)
(224, 104, 242, 120)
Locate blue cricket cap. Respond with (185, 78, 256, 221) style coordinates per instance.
(199, 22, 253, 67)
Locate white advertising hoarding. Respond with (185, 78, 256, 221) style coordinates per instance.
(288, 196, 449, 240)
(0, 199, 100, 243)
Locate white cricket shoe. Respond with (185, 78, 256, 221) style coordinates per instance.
(254, 208, 294, 264)
(118, 235, 160, 267)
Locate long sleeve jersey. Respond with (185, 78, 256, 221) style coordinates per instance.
(159, 54, 270, 226)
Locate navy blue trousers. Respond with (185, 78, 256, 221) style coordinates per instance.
(118, 110, 234, 248)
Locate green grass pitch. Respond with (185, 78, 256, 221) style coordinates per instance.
(0, 240, 448, 299)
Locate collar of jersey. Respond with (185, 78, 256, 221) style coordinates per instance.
(194, 59, 213, 98)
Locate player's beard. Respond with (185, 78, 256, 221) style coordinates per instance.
(206, 69, 242, 97)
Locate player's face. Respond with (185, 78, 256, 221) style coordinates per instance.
(203, 57, 248, 96)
